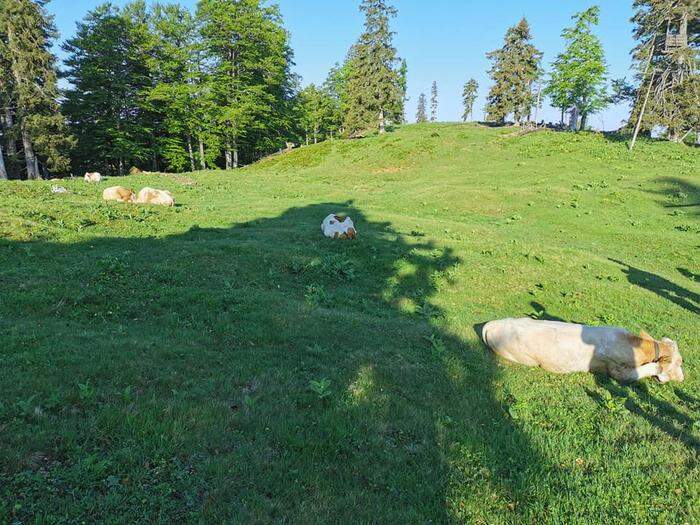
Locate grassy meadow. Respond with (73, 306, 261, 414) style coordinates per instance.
(0, 123, 698, 523)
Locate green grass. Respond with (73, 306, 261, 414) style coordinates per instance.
(0, 123, 698, 523)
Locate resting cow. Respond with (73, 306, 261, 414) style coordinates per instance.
(321, 214, 357, 240)
(84, 172, 102, 182)
(135, 187, 174, 206)
(482, 318, 684, 383)
(102, 186, 135, 203)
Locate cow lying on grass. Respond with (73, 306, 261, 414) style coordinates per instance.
(102, 186, 174, 206)
(322, 214, 357, 239)
(102, 186, 135, 203)
(84, 172, 102, 182)
(482, 318, 684, 383)
(135, 187, 174, 206)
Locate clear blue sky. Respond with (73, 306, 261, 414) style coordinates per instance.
(49, 0, 638, 130)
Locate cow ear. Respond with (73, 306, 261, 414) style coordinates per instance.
(639, 330, 653, 340)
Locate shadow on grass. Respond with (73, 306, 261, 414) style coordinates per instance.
(0, 202, 549, 522)
(649, 177, 700, 215)
(608, 259, 699, 315)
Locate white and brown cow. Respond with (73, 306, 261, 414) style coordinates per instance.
(482, 318, 684, 383)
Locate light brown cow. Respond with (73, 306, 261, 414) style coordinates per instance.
(102, 186, 135, 203)
(84, 172, 102, 182)
(135, 187, 175, 206)
(482, 318, 684, 383)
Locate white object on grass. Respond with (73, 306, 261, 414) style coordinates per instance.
(321, 214, 357, 239)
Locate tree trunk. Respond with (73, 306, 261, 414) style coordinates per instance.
(198, 138, 206, 170)
(580, 113, 588, 131)
(21, 122, 39, 180)
(187, 136, 195, 171)
(560, 108, 565, 127)
(118, 158, 123, 177)
(0, 143, 7, 180)
(379, 110, 386, 134)
(225, 146, 232, 170)
(233, 147, 238, 169)
(569, 107, 579, 131)
(4, 108, 17, 160)
(313, 124, 318, 144)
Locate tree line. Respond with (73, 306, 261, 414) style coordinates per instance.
(0, 0, 405, 179)
(458, 1, 697, 138)
(0, 0, 697, 180)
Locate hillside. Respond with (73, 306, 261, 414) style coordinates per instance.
(0, 124, 698, 523)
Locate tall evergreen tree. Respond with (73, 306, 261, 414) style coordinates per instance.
(485, 18, 543, 125)
(415, 93, 427, 123)
(628, 0, 699, 141)
(197, 0, 295, 168)
(1, 0, 73, 179)
(462, 79, 478, 121)
(344, 0, 403, 136)
(430, 81, 438, 121)
(545, 6, 609, 131)
(62, 3, 153, 175)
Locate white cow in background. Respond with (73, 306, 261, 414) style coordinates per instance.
(322, 214, 357, 240)
(84, 172, 102, 182)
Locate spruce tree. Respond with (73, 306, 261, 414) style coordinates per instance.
(344, 0, 403, 136)
(430, 81, 438, 121)
(485, 18, 543, 125)
(416, 93, 427, 123)
(62, 3, 153, 175)
(546, 6, 609, 131)
(1, 0, 73, 179)
(462, 79, 478, 121)
(629, 0, 699, 141)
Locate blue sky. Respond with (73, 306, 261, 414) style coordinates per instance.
(49, 0, 638, 130)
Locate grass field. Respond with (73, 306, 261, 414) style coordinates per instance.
(0, 123, 698, 523)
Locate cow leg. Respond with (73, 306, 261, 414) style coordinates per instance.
(608, 362, 660, 383)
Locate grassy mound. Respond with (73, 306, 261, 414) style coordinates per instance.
(0, 124, 698, 523)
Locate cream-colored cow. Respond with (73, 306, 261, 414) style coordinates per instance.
(135, 187, 175, 206)
(102, 186, 135, 203)
(482, 318, 684, 383)
(84, 172, 102, 182)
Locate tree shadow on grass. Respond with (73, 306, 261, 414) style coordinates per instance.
(609, 259, 700, 315)
(647, 177, 700, 216)
(0, 202, 549, 523)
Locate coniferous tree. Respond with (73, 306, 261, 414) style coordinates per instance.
(485, 18, 543, 125)
(344, 0, 403, 136)
(462, 79, 478, 121)
(62, 3, 153, 175)
(430, 81, 438, 121)
(415, 93, 427, 123)
(197, 0, 294, 168)
(546, 6, 609, 131)
(1, 0, 73, 179)
(628, 0, 699, 141)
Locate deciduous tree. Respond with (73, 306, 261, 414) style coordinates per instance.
(545, 6, 609, 131)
